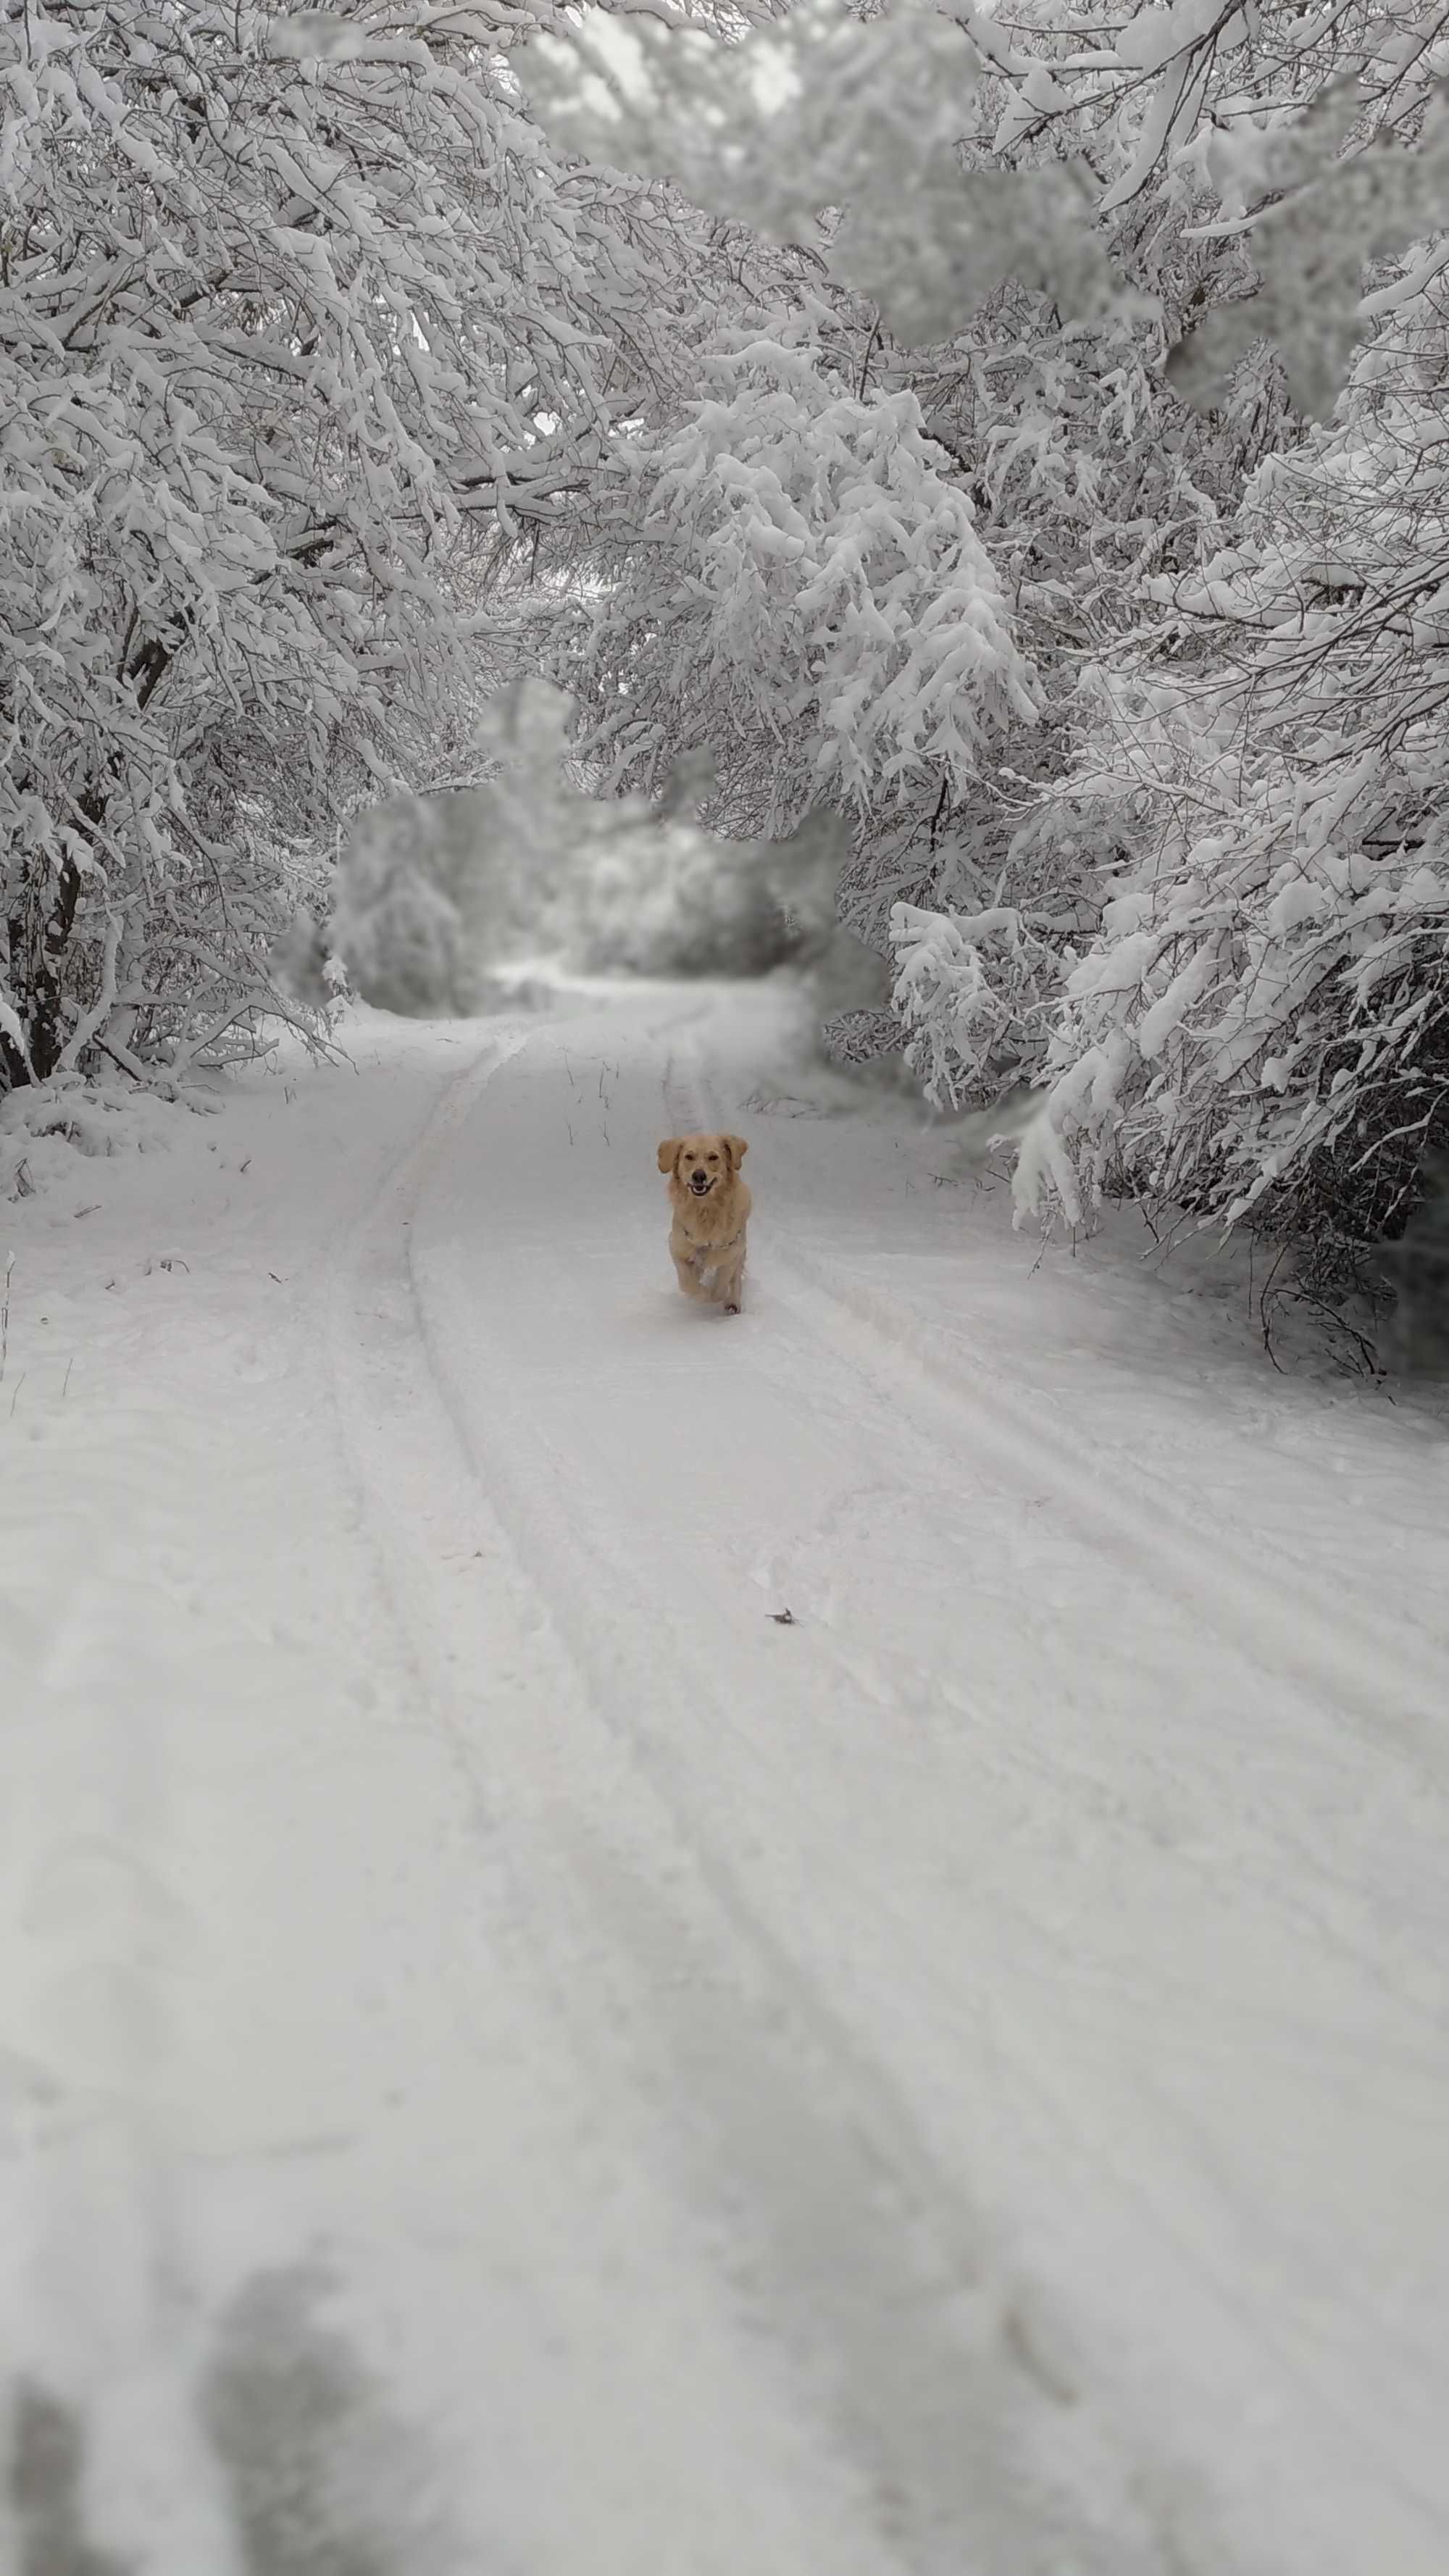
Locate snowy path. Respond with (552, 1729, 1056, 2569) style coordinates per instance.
(3, 982, 1447, 2575)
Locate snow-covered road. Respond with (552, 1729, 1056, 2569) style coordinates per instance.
(4, 982, 1447, 2575)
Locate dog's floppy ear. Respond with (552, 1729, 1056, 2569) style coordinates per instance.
(656, 1138, 680, 1175)
(723, 1134, 748, 1170)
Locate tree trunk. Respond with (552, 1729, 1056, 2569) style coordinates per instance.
(3, 651, 162, 1090)
(5, 816, 93, 1086)
(0, 1013, 28, 1092)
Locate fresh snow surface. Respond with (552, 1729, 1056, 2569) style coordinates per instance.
(2, 978, 1447, 2576)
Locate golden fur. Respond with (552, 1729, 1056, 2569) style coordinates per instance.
(656, 1132, 751, 1315)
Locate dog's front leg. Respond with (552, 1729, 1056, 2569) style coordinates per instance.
(714, 1243, 745, 1314)
(671, 1243, 709, 1301)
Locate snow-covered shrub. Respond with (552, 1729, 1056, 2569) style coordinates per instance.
(0, 1075, 204, 1201)
(1014, 234, 1449, 1308)
(818, 1005, 905, 1070)
(1380, 1159, 1449, 1374)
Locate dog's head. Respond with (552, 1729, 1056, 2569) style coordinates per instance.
(657, 1132, 747, 1200)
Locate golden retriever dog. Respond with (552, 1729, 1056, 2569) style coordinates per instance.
(656, 1132, 751, 1315)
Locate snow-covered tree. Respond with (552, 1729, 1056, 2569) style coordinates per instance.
(333, 677, 810, 995)
(332, 793, 498, 1019)
(1014, 227, 1449, 1295)
(10, 0, 1445, 1342)
(522, 0, 1449, 1340)
(558, 330, 1038, 837)
(552, 813, 803, 976)
(521, 2, 1392, 1089)
(0, 0, 714, 1092)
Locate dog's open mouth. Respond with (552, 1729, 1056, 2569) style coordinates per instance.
(688, 1175, 714, 1195)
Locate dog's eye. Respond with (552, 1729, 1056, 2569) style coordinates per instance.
(706, 1153, 718, 1162)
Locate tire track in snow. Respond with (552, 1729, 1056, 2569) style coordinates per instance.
(655, 1030, 1449, 2572)
(659, 1050, 1449, 1996)
(669, 1040, 1449, 1790)
(324, 1008, 1187, 2576)
(658, 1045, 1449, 2047)
(782, 1238, 1447, 1773)
(319, 1024, 923, 2576)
